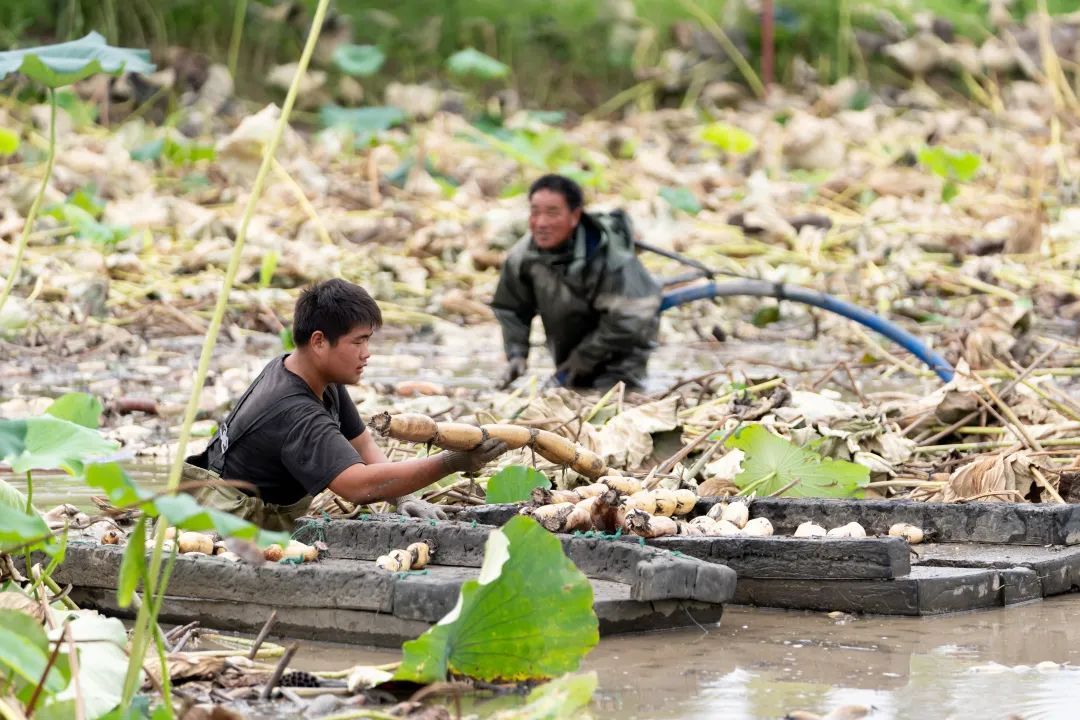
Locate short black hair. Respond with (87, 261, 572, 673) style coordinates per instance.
(528, 174, 584, 211)
(293, 279, 382, 346)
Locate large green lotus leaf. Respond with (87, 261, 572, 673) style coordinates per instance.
(83, 461, 147, 507)
(0, 32, 154, 88)
(485, 466, 549, 504)
(0, 417, 117, 475)
(0, 503, 50, 549)
(319, 105, 405, 133)
(490, 671, 598, 719)
(84, 462, 288, 548)
(726, 424, 869, 498)
(333, 44, 385, 77)
(0, 477, 30, 512)
(0, 420, 27, 463)
(45, 612, 131, 719)
(46, 392, 103, 429)
(0, 609, 69, 692)
(446, 48, 509, 80)
(395, 515, 598, 683)
(659, 186, 701, 216)
(117, 516, 145, 608)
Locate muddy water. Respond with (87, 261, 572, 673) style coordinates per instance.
(285, 600, 1080, 720)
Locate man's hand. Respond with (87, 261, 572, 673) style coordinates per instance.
(499, 356, 528, 389)
(555, 353, 593, 388)
(440, 438, 509, 475)
(398, 499, 448, 520)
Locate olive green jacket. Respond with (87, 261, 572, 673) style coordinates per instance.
(491, 210, 661, 389)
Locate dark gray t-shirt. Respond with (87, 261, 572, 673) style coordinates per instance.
(189, 355, 365, 505)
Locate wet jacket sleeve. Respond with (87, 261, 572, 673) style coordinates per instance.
(491, 252, 536, 359)
(564, 259, 661, 376)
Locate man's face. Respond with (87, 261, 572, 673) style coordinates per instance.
(529, 189, 582, 250)
(312, 325, 373, 384)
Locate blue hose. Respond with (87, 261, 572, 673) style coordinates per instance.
(660, 280, 955, 382)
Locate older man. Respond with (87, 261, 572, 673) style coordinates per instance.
(492, 174, 661, 391)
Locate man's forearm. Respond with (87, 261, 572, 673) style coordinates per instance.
(328, 456, 447, 505)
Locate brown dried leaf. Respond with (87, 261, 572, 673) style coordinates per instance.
(145, 651, 228, 687)
(596, 395, 681, 468)
(939, 451, 1039, 502)
(697, 476, 738, 497)
(0, 591, 45, 622)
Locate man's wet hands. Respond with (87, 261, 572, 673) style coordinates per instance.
(398, 499, 449, 520)
(499, 356, 528, 389)
(439, 438, 509, 474)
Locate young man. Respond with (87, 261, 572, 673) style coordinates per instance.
(491, 174, 662, 392)
(185, 279, 506, 530)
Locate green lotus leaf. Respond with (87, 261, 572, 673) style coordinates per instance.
(726, 424, 869, 498)
(46, 391, 103, 429)
(446, 48, 509, 80)
(659, 186, 702, 215)
(333, 44, 386, 77)
(0, 610, 70, 693)
(485, 465, 550, 504)
(395, 515, 598, 683)
(0, 32, 154, 88)
(0, 416, 118, 475)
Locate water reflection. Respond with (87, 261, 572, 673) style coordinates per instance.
(585, 602, 1080, 719)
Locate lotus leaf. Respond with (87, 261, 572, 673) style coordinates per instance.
(726, 424, 869, 498)
(485, 465, 550, 504)
(0, 32, 154, 88)
(395, 515, 598, 683)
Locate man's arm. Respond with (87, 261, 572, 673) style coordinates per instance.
(491, 252, 536, 360)
(562, 260, 661, 379)
(327, 455, 450, 505)
(349, 426, 434, 516)
(328, 438, 508, 506)
(350, 427, 388, 464)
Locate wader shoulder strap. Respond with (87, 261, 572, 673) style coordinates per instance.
(207, 363, 275, 477)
